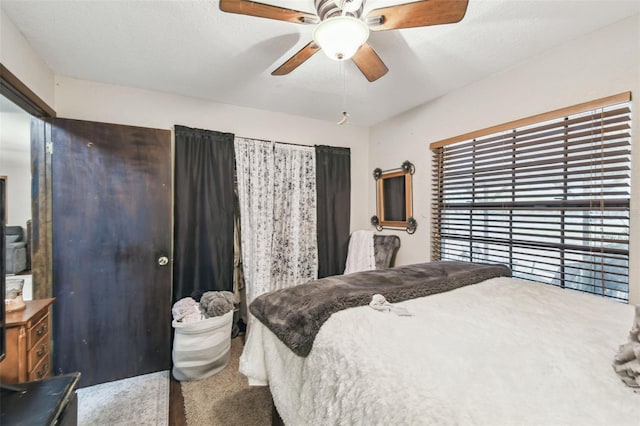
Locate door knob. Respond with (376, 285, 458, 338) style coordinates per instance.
(158, 256, 169, 266)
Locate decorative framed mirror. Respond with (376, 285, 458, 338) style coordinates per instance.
(371, 161, 417, 234)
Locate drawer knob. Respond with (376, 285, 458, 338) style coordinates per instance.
(37, 363, 49, 378)
(37, 344, 47, 357)
(36, 325, 47, 336)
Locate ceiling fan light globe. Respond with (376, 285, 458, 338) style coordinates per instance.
(312, 16, 369, 61)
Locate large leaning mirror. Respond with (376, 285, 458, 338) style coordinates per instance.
(371, 161, 417, 234)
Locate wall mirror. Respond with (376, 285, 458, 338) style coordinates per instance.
(371, 161, 417, 234)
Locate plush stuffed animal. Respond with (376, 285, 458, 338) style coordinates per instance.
(199, 291, 236, 318)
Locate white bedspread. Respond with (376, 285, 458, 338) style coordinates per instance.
(240, 277, 640, 425)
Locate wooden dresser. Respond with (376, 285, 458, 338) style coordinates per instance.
(0, 298, 55, 384)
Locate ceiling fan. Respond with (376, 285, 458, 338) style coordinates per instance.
(219, 0, 469, 82)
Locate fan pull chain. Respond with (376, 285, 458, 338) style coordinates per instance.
(337, 61, 349, 125)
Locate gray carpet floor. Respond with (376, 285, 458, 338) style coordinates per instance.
(77, 370, 169, 426)
(74, 337, 267, 425)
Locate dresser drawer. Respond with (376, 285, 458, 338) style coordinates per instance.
(27, 313, 49, 349)
(28, 334, 50, 372)
(3, 299, 55, 384)
(29, 352, 51, 381)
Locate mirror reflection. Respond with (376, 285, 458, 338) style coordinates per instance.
(383, 176, 406, 222)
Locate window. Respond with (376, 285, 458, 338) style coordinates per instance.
(431, 92, 631, 301)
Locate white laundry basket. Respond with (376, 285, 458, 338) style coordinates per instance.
(171, 310, 234, 381)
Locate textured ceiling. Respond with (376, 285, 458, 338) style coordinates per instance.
(2, 0, 639, 126)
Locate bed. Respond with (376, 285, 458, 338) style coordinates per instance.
(239, 262, 640, 425)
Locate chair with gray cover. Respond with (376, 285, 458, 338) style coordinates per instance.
(5, 225, 27, 274)
(373, 235, 401, 269)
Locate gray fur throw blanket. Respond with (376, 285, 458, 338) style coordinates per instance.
(250, 261, 511, 357)
(613, 304, 640, 389)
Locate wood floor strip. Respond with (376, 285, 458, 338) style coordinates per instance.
(169, 374, 187, 426)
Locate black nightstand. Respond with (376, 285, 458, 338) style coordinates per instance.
(1, 372, 80, 426)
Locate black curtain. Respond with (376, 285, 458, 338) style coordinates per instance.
(173, 125, 235, 301)
(315, 145, 351, 278)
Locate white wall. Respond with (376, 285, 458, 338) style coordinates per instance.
(5, 5, 638, 301)
(53, 76, 371, 232)
(0, 7, 52, 228)
(0, 110, 32, 228)
(370, 15, 640, 304)
(0, 6, 50, 230)
(0, 8, 55, 108)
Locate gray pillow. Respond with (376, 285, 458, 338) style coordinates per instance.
(6, 235, 19, 244)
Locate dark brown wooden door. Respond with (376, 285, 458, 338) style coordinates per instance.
(50, 118, 171, 387)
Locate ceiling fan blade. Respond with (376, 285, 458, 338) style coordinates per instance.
(272, 42, 321, 76)
(367, 0, 469, 32)
(219, 0, 317, 24)
(351, 43, 389, 82)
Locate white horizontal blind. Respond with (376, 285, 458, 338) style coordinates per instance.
(432, 95, 631, 301)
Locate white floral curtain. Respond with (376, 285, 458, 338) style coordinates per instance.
(271, 144, 318, 289)
(234, 138, 318, 306)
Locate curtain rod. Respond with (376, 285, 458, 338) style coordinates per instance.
(235, 136, 348, 151)
(176, 125, 348, 151)
(236, 135, 313, 149)
(175, 125, 313, 149)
